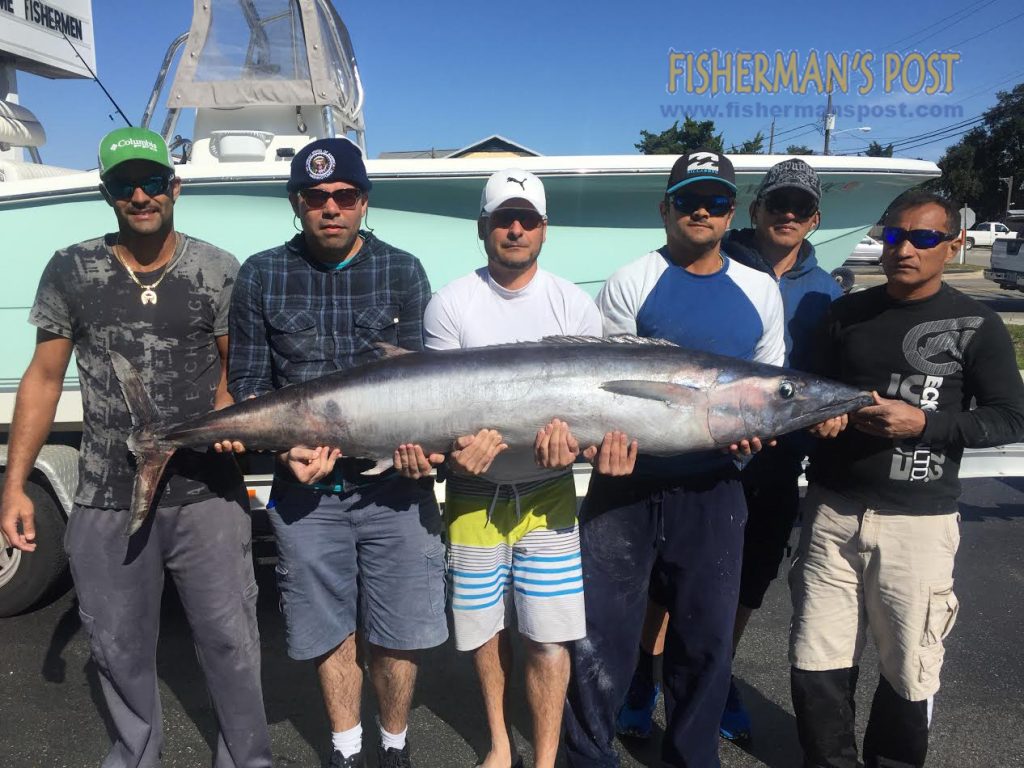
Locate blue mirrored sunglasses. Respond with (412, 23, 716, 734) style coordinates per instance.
(669, 192, 734, 217)
(102, 173, 173, 201)
(881, 227, 957, 249)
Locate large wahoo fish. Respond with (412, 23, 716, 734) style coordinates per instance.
(111, 336, 871, 534)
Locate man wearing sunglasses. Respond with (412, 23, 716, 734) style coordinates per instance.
(226, 138, 445, 768)
(714, 158, 843, 742)
(563, 150, 785, 768)
(1, 126, 272, 767)
(393, 169, 634, 768)
(790, 189, 1024, 768)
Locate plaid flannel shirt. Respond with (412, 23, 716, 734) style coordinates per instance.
(228, 232, 431, 400)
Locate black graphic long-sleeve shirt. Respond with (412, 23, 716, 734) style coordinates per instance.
(808, 283, 1024, 513)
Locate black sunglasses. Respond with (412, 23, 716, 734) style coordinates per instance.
(299, 187, 364, 209)
(669, 192, 734, 217)
(881, 227, 957, 249)
(763, 191, 818, 220)
(488, 208, 545, 231)
(102, 173, 173, 201)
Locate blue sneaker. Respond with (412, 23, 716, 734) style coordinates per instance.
(719, 677, 752, 743)
(615, 682, 659, 739)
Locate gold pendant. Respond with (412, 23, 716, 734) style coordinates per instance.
(141, 288, 158, 305)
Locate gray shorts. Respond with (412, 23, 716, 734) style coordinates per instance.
(268, 476, 448, 660)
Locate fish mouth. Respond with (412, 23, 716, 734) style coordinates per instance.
(781, 392, 874, 434)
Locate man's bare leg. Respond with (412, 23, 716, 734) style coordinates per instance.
(523, 638, 570, 768)
(369, 644, 419, 735)
(317, 632, 363, 731)
(473, 630, 516, 768)
(641, 601, 669, 655)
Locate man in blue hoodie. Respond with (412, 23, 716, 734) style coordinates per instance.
(719, 158, 843, 741)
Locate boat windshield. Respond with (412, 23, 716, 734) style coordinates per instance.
(169, 0, 363, 121)
(195, 0, 311, 83)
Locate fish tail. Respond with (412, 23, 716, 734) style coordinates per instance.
(109, 351, 177, 536)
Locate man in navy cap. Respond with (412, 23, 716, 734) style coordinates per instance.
(562, 150, 785, 768)
(226, 138, 446, 768)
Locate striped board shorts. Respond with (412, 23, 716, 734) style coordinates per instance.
(445, 472, 586, 651)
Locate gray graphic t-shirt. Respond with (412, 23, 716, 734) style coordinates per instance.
(29, 234, 241, 509)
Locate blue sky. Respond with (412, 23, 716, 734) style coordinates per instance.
(13, 0, 1024, 169)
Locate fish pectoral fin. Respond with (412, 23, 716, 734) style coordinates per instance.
(374, 342, 416, 358)
(600, 379, 701, 406)
(359, 457, 395, 476)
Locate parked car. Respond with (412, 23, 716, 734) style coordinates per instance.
(843, 236, 883, 266)
(965, 221, 1016, 250)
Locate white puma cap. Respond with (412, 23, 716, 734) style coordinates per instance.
(480, 169, 547, 217)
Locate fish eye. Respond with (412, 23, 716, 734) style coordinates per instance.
(779, 381, 795, 399)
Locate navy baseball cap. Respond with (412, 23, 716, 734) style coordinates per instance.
(666, 150, 737, 195)
(288, 138, 372, 193)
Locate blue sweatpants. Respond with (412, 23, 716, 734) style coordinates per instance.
(564, 470, 747, 768)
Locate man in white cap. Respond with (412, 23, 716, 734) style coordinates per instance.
(394, 169, 634, 768)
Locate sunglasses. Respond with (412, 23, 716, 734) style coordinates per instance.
(763, 191, 818, 220)
(881, 227, 957, 249)
(102, 173, 173, 201)
(669, 193, 734, 217)
(488, 208, 545, 231)
(298, 187, 364, 209)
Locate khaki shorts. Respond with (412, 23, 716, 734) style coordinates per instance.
(789, 484, 960, 701)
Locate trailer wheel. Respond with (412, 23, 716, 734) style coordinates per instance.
(964, 238, 975, 250)
(0, 476, 70, 617)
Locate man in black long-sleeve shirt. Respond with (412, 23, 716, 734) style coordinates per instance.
(790, 189, 1024, 768)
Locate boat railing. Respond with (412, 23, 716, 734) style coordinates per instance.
(140, 32, 190, 136)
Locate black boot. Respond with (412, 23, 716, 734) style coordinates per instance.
(791, 666, 860, 768)
(863, 676, 929, 768)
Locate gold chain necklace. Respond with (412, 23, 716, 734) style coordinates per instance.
(111, 233, 182, 305)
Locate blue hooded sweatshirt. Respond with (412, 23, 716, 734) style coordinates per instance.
(722, 228, 842, 372)
(723, 228, 843, 464)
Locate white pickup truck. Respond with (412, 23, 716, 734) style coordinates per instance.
(965, 221, 1017, 249)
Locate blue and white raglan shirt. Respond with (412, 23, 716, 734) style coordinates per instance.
(596, 245, 785, 476)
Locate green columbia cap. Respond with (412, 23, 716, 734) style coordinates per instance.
(98, 127, 173, 177)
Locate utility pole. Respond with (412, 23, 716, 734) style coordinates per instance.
(823, 89, 834, 156)
(768, 118, 776, 154)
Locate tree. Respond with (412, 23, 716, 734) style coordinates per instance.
(729, 131, 765, 154)
(930, 82, 1024, 219)
(637, 117, 724, 155)
(786, 144, 815, 155)
(864, 141, 894, 157)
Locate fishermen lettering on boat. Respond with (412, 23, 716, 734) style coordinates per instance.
(224, 138, 446, 768)
(0, 126, 273, 768)
(790, 189, 1024, 768)
(394, 168, 635, 768)
(614, 157, 844, 745)
(562, 149, 785, 768)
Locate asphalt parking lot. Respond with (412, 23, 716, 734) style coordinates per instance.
(1, 476, 1022, 768)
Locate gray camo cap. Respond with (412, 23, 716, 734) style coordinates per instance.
(756, 158, 820, 204)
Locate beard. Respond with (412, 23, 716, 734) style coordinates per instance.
(489, 245, 540, 272)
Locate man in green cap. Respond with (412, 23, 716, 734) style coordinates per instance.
(1, 126, 272, 767)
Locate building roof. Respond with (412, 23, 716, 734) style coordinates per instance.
(377, 134, 542, 160)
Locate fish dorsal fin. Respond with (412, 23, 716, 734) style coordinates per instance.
(601, 379, 703, 405)
(374, 342, 416, 358)
(539, 334, 679, 347)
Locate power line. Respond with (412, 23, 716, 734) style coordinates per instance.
(770, 122, 820, 140)
(893, 0, 999, 53)
(942, 9, 1024, 51)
